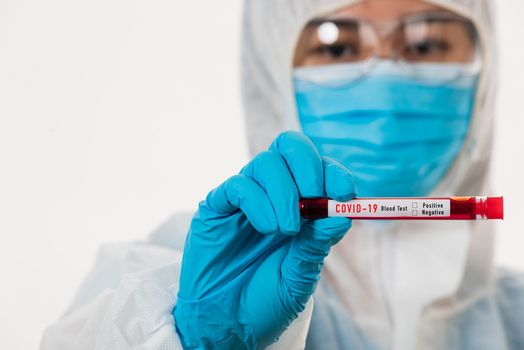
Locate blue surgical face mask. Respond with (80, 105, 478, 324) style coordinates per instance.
(293, 60, 480, 197)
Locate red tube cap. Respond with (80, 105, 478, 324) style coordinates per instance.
(487, 196, 504, 220)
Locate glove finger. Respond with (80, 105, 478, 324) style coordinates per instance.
(280, 217, 352, 308)
(241, 151, 300, 235)
(268, 131, 323, 198)
(322, 156, 357, 201)
(205, 174, 278, 234)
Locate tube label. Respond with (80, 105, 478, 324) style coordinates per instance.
(327, 199, 451, 218)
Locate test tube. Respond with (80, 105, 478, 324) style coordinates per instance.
(299, 196, 504, 220)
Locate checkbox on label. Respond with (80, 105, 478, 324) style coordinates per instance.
(412, 210, 419, 216)
(412, 202, 418, 208)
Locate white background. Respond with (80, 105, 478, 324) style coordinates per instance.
(1, 1, 523, 349)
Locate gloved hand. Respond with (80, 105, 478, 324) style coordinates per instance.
(174, 131, 356, 349)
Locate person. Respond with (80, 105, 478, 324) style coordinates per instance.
(41, 0, 524, 349)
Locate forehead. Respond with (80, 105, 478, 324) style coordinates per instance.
(327, 0, 446, 21)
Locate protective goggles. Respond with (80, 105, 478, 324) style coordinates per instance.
(294, 11, 481, 75)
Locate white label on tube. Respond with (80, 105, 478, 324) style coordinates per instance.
(327, 199, 451, 218)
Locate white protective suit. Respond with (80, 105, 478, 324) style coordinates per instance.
(41, 0, 524, 349)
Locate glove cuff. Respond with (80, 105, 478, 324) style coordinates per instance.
(174, 292, 257, 349)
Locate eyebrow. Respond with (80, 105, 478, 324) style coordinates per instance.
(307, 18, 359, 30)
(403, 11, 469, 25)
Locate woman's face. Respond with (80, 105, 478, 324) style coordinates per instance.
(294, 0, 477, 67)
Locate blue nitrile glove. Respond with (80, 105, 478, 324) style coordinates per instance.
(174, 131, 355, 349)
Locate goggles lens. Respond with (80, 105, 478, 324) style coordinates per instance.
(294, 12, 479, 67)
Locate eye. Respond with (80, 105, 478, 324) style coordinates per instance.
(404, 39, 450, 58)
(315, 43, 359, 59)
